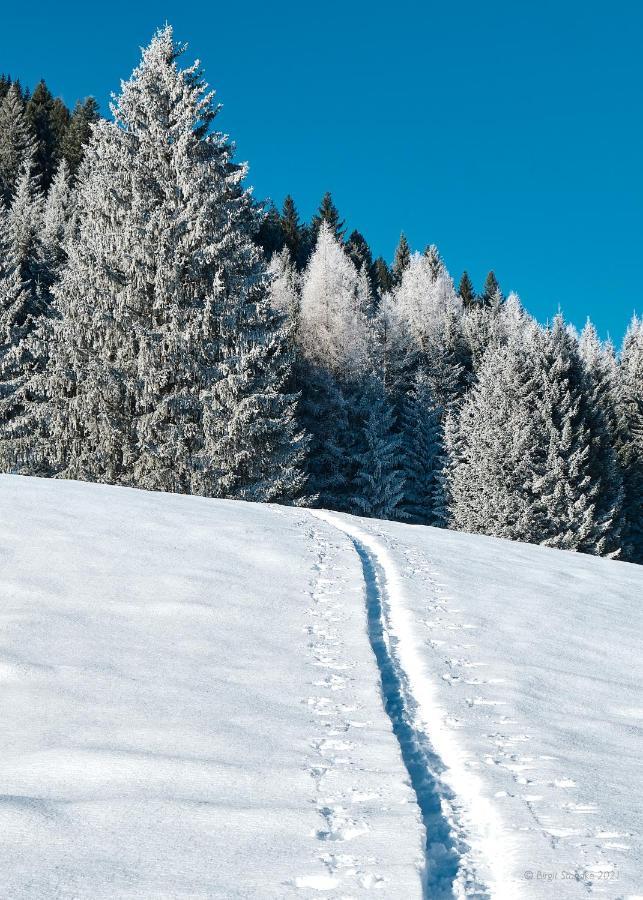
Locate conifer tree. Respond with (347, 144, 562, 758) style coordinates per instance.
(536, 317, 611, 554)
(579, 321, 624, 555)
(350, 376, 403, 519)
(373, 256, 392, 296)
(480, 270, 502, 306)
(61, 97, 99, 177)
(27, 80, 69, 192)
(310, 191, 345, 242)
(391, 232, 411, 286)
(458, 271, 476, 308)
(446, 332, 548, 541)
(424, 244, 446, 281)
(280, 195, 310, 268)
(0, 84, 37, 203)
(397, 367, 442, 524)
(27, 27, 305, 500)
(617, 316, 643, 562)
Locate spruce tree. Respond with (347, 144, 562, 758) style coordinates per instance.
(479, 270, 502, 306)
(28, 26, 305, 501)
(536, 317, 609, 554)
(373, 256, 392, 296)
(351, 376, 403, 519)
(62, 97, 99, 177)
(310, 191, 345, 242)
(424, 244, 446, 281)
(0, 84, 37, 203)
(280, 195, 310, 268)
(391, 232, 411, 286)
(397, 367, 442, 524)
(458, 271, 476, 308)
(446, 332, 548, 541)
(579, 321, 624, 556)
(617, 316, 643, 562)
(27, 80, 69, 192)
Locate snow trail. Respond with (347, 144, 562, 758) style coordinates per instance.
(311, 510, 512, 900)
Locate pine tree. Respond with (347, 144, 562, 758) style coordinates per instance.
(617, 316, 643, 562)
(391, 232, 411, 286)
(458, 271, 476, 308)
(28, 26, 305, 501)
(0, 84, 37, 203)
(310, 191, 345, 242)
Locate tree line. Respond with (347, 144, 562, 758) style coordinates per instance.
(1, 27, 641, 563)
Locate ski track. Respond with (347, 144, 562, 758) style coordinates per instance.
(310, 510, 495, 900)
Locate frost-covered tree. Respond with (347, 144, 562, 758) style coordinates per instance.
(38, 159, 73, 295)
(617, 316, 643, 562)
(0, 84, 37, 203)
(380, 252, 468, 402)
(299, 222, 372, 378)
(27, 26, 305, 500)
(536, 317, 612, 554)
(446, 331, 548, 541)
(578, 321, 624, 556)
(424, 244, 446, 281)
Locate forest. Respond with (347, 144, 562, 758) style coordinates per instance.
(0, 26, 641, 563)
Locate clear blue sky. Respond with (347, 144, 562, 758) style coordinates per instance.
(2, 0, 640, 343)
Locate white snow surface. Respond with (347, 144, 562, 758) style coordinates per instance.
(0, 475, 641, 899)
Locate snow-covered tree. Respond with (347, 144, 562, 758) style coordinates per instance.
(536, 317, 611, 554)
(26, 26, 305, 500)
(299, 222, 372, 379)
(0, 84, 37, 203)
(38, 159, 73, 294)
(445, 331, 548, 541)
(578, 321, 624, 556)
(617, 316, 643, 562)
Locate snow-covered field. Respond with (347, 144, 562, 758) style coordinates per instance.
(0, 475, 640, 899)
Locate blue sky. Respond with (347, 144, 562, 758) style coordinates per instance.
(2, 0, 640, 342)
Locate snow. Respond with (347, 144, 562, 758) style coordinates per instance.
(0, 476, 423, 898)
(0, 474, 641, 898)
(320, 511, 642, 898)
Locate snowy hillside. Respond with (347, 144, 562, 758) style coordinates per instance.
(0, 475, 640, 899)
